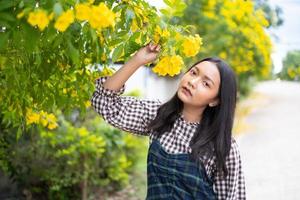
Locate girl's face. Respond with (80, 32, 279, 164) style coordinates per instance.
(177, 61, 221, 108)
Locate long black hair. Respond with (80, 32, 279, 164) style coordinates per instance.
(147, 57, 237, 178)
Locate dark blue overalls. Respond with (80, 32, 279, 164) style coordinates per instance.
(146, 138, 216, 200)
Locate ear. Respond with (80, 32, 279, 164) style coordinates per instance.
(208, 98, 220, 107)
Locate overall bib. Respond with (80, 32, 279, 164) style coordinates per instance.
(146, 139, 216, 200)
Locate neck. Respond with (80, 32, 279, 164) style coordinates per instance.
(181, 104, 205, 123)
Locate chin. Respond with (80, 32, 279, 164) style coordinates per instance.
(177, 90, 189, 103)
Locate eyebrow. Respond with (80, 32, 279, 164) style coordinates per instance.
(193, 66, 215, 85)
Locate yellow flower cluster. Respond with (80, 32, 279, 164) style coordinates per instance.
(221, 0, 253, 22)
(255, 9, 269, 27)
(152, 55, 184, 76)
(75, 2, 116, 29)
(99, 66, 114, 76)
(75, 3, 91, 21)
(26, 2, 115, 32)
(54, 10, 75, 32)
(27, 10, 52, 31)
(26, 109, 58, 130)
(235, 65, 251, 74)
(182, 34, 202, 57)
(153, 26, 170, 44)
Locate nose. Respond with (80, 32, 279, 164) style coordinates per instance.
(188, 77, 199, 89)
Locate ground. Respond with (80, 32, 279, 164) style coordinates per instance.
(236, 80, 300, 200)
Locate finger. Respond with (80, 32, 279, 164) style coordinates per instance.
(155, 45, 161, 52)
(145, 41, 153, 50)
(150, 44, 155, 51)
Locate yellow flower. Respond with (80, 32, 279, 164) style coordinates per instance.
(75, 3, 91, 21)
(47, 113, 57, 123)
(135, 33, 142, 44)
(98, 33, 105, 44)
(85, 100, 91, 108)
(153, 25, 162, 44)
(26, 109, 40, 125)
(175, 32, 182, 41)
(17, 11, 24, 19)
(100, 66, 114, 76)
(152, 55, 183, 76)
(78, 127, 89, 137)
(219, 51, 227, 59)
(45, 113, 58, 129)
(235, 65, 250, 74)
(39, 111, 48, 126)
(48, 12, 54, 20)
(89, 3, 116, 29)
(161, 29, 170, 38)
(27, 10, 50, 31)
(101, 54, 106, 62)
(71, 90, 77, 97)
(54, 10, 74, 32)
(182, 34, 203, 57)
(47, 122, 58, 130)
(84, 58, 92, 65)
(131, 19, 139, 32)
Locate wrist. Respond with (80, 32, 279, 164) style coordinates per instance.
(128, 55, 146, 67)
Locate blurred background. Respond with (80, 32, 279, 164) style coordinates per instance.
(0, 0, 299, 199)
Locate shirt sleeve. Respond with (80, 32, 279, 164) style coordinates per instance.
(213, 138, 246, 200)
(90, 76, 162, 136)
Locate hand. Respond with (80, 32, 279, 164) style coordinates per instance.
(131, 42, 161, 66)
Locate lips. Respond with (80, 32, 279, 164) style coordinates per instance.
(182, 86, 192, 97)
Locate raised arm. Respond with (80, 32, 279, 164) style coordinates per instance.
(103, 42, 161, 91)
(91, 43, 162, 136)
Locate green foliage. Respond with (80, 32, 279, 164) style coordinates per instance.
(0, 0, 199, 134)
(254, 0, 284, 28)
(161, 0, 187, 17)
(279, 50, 300, 81)
(0, 109, 148, 199)
(172, 0, 277, 96)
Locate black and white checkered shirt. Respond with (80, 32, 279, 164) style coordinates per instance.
(91, 76, 246, 200)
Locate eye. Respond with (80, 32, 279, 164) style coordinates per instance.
(203, 81, 210, 88)
(190, 69, 197, 76)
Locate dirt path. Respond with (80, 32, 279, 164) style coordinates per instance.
(236, 80, 300, 200)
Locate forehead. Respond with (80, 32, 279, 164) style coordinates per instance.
(193, 61, 220, 83)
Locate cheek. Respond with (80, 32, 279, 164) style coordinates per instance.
(193, 88, 217, 103)
(178, 77, 188, 88)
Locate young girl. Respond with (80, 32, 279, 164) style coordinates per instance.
(91, 43, 246, 199)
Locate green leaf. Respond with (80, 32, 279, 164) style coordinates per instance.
(112, 44, 124, 62)
(160, 8, 171, 17)
(67, 40, 80, 65)
(129, 31, 140, 42)
(0, 20, 11, 28)
(109, 38, 124, 47)
(52, 34, 63, 48)
(116, 30, 128, 38)
(124, 41, 140, 58)
(0, 1, 16, 12)
(163, 0, 173, 7)
(16, 127, 22, 141)
(0, 12, 15, 22)
(90, 28, 97, 43)
(22, 23, 39, 52)
(0, 32, 9, 50)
